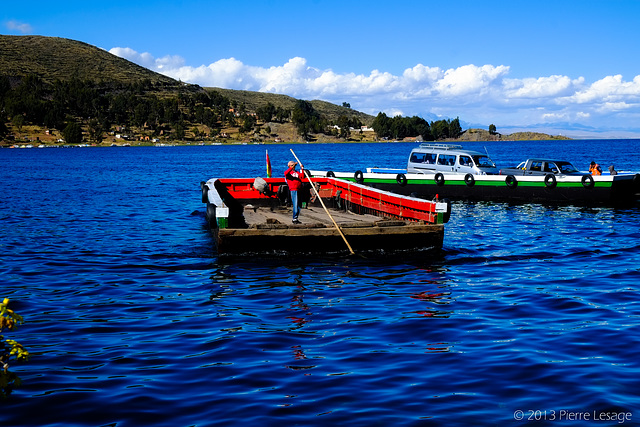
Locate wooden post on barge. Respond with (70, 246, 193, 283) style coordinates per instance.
(290, 149, 355, 255)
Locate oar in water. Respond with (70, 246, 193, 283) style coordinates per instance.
(289, 149, 355, 255)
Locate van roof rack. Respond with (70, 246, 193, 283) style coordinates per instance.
(418, 143, 463, 150)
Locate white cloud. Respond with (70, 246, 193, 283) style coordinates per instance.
(402, 64, 443, 83)
(570, 74, 640, 104)
(598, 101, 633, 112)
(505, 75, 583, 98)
(5, 20, 33, 33)
(435, 64, 509, 97)
(542, 112, 569, 121)
(109, 47, 640, 133)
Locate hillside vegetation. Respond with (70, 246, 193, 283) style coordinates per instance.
(0, 35, 567, 145)
(1, 35, 377, 145)
(211, 88, 373, 125)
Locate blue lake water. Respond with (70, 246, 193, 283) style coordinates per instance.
(1, 140, 640, 426)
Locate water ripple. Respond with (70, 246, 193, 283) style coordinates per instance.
(2, 143, 640, 426)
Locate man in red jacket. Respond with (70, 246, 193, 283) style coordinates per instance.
(285, 160, 304, 223)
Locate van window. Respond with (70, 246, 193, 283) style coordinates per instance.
(459, 155, 472, 167)
(424, 153, 437, 164)
(438, 154, 456, 166)
(410, 152, 425, 163)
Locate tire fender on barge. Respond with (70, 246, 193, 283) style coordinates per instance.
(544, 174, 557, 188)
(581, 174, 595, 188)
(464, 173, 475, 187)
(396, 173, 408, 186)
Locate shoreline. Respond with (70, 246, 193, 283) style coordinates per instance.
(6, 136, 640, 149)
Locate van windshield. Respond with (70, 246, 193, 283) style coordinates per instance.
(472, 155, 496, 168)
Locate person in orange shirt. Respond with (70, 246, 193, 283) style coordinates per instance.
(589, 161, 602, 175)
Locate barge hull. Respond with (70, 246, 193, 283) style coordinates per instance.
(216, 223, 444, 254)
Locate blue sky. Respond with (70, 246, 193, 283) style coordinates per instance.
(4, 0, 640, 137)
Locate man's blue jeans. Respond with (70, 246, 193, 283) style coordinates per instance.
(291, 190, 300, 220)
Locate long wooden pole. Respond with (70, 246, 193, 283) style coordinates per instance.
(290, 149, 355, 255)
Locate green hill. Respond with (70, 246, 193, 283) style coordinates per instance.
(0, 34, 372, 125)
(0, 35, 377, 144)
(0, 35, 178, 86)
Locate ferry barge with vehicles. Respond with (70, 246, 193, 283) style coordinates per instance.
(311, 144, 640, 205)
(201, 176, 451, 255)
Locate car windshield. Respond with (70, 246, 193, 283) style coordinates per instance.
(557, 161, 579, 174)
(472, 155, 496, 168)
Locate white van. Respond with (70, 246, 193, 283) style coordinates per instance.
(407, 144, 499, 175)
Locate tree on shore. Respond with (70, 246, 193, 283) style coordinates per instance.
(371, 112, 432, 141)
(256, 103, 276, 123)
(174, 123, 185, 140)
(88, 118, 105, 143)
(0, 114, 8, 137)
(239, 114, 256, 134)
(11, 115, 24, 133)
(336, 115, 352, 139)
(430, 120, 449, 140)
(430, 117, 462, 140)
(292, 100, 323, 140)
(62, 120, 83, 144)
(489, 124, 497, 135)
(448, 117, 463, 138)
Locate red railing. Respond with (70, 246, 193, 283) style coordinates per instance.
(327, 178, 437, 223)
